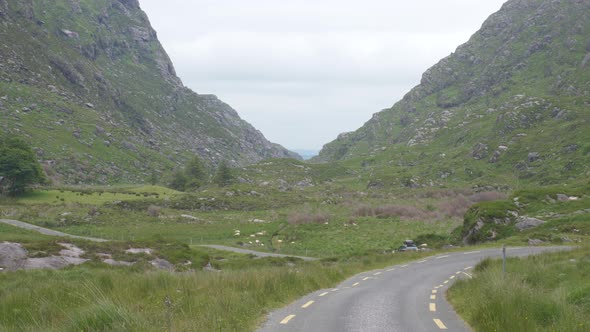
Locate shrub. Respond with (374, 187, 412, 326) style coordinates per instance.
(287, 211, 330, 225)
(147, 205, 161, 217)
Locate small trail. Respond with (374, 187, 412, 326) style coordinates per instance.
(1, 219, 107, 242)
(0, 219, 318, 260)
(200, 245, 318, 261)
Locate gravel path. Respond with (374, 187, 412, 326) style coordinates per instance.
(200, 245, 318, 261)
(0, 219, 107, 242)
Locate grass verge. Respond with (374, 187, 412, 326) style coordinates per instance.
(448, 246, 590, 332)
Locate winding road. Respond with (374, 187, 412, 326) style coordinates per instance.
(258, 246, 570, 332)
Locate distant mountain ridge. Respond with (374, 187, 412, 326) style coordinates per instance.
(315, 0, 590, 187)
(0, 0, 299, 184)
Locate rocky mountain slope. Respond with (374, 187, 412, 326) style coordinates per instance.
(0, 0, 299, 184)
(315, 0, 590, 187)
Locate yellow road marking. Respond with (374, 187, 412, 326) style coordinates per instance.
(464, 266, 473, 270)
(430, 295, 436, 300)
(352, 282, 360, 287)
(443, 280, 449, 284)
(302, 301, 314, 308)
(363, 277, 370, 281)
(319, 292, 329, 297)
(450, 276, 455, 280)
(433, 318, 448, 329)
(429, 303, 436, 312)
(432, 290, 438, 294)
(280, 315, 296, 324)
(374, 272, 382, 275)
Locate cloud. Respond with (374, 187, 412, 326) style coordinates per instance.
(139, 0, 507, 150)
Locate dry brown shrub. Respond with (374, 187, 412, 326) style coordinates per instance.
(353, 204, 429, 220)
(287, 211, 330, 225)
(438, 191, 506, 218)
(147, 205, 161, 217)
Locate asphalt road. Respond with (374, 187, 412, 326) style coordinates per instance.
(258, 246, 570, 332)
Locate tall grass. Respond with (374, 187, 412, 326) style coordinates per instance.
(448, 247, 590, 332)
(0, 252, 427, 331)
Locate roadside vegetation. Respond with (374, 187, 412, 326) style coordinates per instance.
(0, 223, 431, 332)
(448, 247, 590, 332)
(1, 158, 589, 331)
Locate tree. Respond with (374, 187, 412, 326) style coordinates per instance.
(0, 137, 45, 196)
(168, 171, 187, 191)
(213, 160, 234, 187)
(185, 155, 207, 189)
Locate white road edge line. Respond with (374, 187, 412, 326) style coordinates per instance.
(464, 266, 473, 270)
(430, 295, 436, 300)
(463, 251, 481, 255)
(462, 272, 473, 279)
(435, 255, 450, 259)
(319, 292, 329, 297)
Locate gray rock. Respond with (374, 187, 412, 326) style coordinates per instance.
(60, 29, 79, 38)
(528, 239, 545, 246)
(103, 259, 134, 266)
(150, 258, 174, 271)
(472, 143, 489, 160)
(489, 150, 501, 163)
(0, 242, 28, 271)
(556, 194, 569, 202)
(516, 216, 546, 231)
(528, 152, 540, 162)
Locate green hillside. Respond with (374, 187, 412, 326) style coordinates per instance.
(315, 0, 590, 188)
(0, 0, 299, 185)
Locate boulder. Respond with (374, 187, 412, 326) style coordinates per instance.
(528, 152, 540, 162)
(0, 242, 28, 271)
(472, 143, 489, 160)
(515, 216, 546, 231)
(150, 258, 174, 271)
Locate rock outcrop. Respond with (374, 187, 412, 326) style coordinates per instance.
(0, 0, 299, 184)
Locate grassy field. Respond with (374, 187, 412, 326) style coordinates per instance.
(448, 246, 590, 332)
(0, 223, 432, 332)
(1, 179, 589, 331)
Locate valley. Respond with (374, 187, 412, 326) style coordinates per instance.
(1, 0, 590, 331)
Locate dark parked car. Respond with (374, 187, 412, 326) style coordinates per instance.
(397, 240, 418, 252)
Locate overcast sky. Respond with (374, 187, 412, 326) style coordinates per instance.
(139, 0, 506, 152)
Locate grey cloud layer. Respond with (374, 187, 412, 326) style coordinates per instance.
(140, 0, 506, 150)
